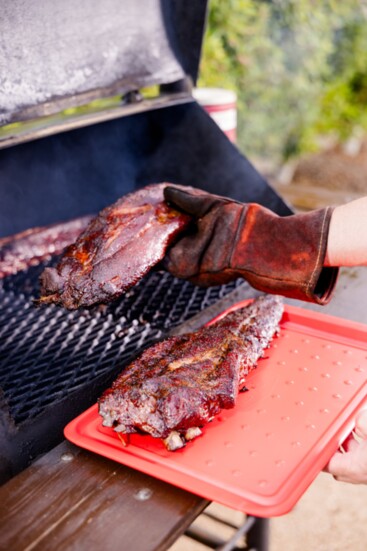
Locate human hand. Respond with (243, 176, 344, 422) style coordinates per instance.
(324, 409, 367, 484)
(163, 186, 338, 304)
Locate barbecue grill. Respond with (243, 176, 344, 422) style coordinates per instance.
(0, 0, 291, 499)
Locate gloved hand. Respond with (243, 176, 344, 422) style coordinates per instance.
(163, 186, 339, 304)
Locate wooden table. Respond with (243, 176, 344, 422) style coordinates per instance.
(0, 440, 208, 551)
(1, 266, 365, 551)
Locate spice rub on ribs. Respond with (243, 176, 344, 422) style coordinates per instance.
(99, 294, 284, 451)
(39, 184, 192, 309)
(0, 215, 92, 278)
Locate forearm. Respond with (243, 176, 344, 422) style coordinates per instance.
(325, 197, 367, 267)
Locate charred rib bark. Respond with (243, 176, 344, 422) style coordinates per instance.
(39, 184, 191, 309)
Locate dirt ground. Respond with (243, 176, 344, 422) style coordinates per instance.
(269, 472, 367, 551)
(170, 471, 367, 550)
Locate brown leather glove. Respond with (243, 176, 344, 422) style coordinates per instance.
(163, 186, 339, 304)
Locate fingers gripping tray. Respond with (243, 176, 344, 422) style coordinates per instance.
(65, 302, 367, 517)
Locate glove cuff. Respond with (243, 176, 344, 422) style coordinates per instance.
(231, 205, 339, 305)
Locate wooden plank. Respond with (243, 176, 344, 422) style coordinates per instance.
(0, 441, 208, 551)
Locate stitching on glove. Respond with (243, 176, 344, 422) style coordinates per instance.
(307, 207, 330, 296)
(229, 205, 248, 268)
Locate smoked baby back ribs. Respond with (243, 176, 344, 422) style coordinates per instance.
(98, 294, 284, 450)
(39, 184, 192, 309)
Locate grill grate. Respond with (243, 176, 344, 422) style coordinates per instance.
(0, 261, 244, 425)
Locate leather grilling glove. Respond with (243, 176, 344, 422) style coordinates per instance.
(163, 186, 339, 305)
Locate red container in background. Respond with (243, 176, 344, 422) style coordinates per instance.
(193, 87, 237, 143)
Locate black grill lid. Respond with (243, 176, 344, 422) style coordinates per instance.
(0, 0, 208, 126)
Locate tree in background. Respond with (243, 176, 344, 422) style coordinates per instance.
(198, 0, 367, 165)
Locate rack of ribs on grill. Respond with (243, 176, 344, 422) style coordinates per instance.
(98, 294, 284, 451)
(39, 183, 192, 309)
(0, 215, 92, 278)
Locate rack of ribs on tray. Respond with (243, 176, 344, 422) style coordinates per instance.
(98, 294, 284, 450)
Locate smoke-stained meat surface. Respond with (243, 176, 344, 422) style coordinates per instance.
(98, 295, 284, 450)
(39, 184, 192, 309)
(0, 216, 92, 278)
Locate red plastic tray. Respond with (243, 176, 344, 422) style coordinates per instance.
(64, 302, 367, 517)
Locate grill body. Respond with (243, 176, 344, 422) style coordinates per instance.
(0, 0, 291, 483)
(0, 105, 290, 481)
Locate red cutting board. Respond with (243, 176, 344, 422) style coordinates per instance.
(64, 302, 367, 517)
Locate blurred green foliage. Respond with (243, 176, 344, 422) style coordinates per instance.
(198, 0, 367, 163)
